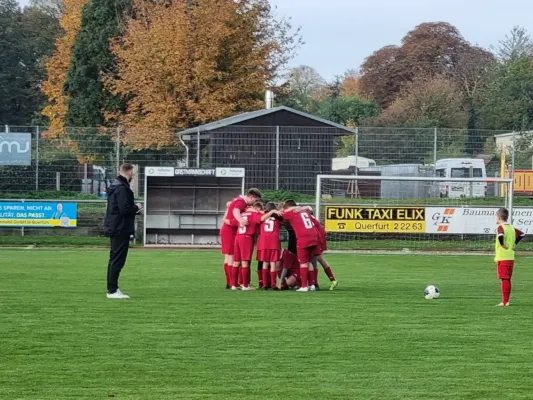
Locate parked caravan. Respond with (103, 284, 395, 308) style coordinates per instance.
(435, 158, 487, 198)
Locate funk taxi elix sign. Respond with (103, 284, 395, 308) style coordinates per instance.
(325, 206, 426, 233)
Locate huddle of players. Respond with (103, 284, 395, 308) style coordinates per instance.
(220, 189, 338, 292)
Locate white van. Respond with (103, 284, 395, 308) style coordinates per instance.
(435, 158, 487, 198)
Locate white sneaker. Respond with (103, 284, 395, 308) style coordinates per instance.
(241, 286, 253, 291)
(107, 289, 130, 299)
(495, 302, 509, 307)
(296, 287, 309, 292)
(231, 286, 241, 291)
(309, 285, 316, 292)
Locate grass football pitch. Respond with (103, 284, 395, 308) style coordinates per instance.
(1, 249, 533, 400)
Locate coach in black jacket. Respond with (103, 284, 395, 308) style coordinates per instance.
(104, 163, 143, 299)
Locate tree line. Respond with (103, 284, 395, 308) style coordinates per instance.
(1, 0, 533, 160)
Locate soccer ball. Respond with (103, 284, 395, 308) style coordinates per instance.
(424, 285, 440, 300)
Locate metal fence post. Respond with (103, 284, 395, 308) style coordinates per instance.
(275, 126, 280, 190)
(355, 127, 359, 177)
(511, 134, 516, 223)
(116, 127, 120, 173)
(433, 127, 438, 168)
(511, 133, 516, 173)
(196, 128, 201, 168)
(35, 126, 39, 191)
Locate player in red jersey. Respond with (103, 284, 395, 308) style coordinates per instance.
(308, 210, 338, 290)
(257, 202, 283, 289)
(278, 249, 301, 289)
(231, 202, 269, 291)
(281, 200, 319, 292)
(283, 205, 338, 291)
(220, 188, 261, 288)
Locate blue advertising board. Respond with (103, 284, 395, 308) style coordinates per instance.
(0, 202, 77, 228)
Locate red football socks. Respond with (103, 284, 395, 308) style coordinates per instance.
(242, 267, 251, 287)
(300, 268, 308, 288)
(231, 266, 239, 287)
(224, 264, 231, 286)
(502, 279, 511, 304)
(270, 271, 277, 288)
(311, 269, 318, 286)
(258, 270, 263, 288)
(238, 267, 243, 286)
(324, 267, 336, 281)
(261, 269, 269, 288)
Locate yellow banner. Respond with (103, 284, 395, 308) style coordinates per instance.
(0, 219, 77, 227)
(325, 206, 425, 233)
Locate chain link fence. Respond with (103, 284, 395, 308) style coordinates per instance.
(0, 124, 525, 243)
(0, 125, 518, 193)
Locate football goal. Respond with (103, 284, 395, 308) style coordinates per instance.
(315, 174, 515, 252)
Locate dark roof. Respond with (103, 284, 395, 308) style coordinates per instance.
(179, 106, 356, 134)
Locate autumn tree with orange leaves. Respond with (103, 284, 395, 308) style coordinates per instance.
(107, 0, 300, 148)
(41, 0, 88, 137)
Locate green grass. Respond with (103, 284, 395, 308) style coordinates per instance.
(0, 235, 110, 247)
(2, 235, 533, 253)
(327, 239, 533, 252)
(1, 250, 533, 399)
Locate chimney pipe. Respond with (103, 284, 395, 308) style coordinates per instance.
(265, 90, 274, 109)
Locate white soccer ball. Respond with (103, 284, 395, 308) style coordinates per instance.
(424, 285, 440, 300)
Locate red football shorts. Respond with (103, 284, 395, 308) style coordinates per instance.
(233, 235, 254, 262)
(315, 239, 326, 256)
(289, 267, 300, 279)
(280, 250, 298, 269)
(321, 237, 327, 252)
(296, 245, 317, 264)
(220, 225, 237, 255)
(259, 249, 281, 263)
(497, 261, 514, 279)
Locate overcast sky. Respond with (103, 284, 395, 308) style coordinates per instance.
(18, 0, 533, 80)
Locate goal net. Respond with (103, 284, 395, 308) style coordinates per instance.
(315, 174, 514, 252)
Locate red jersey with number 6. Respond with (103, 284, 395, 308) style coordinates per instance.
(309, 214, 327, 251)
(257, 217, 281, 251)
(282, 210, 318, 248)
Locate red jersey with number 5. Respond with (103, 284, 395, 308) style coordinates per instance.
(236, 211, 262, 236)
(257, 217, 281, 250)
(282, 210, 318, 248)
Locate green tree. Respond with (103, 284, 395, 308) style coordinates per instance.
(277, 65, 326, 112)
(493, 26, 533, 62)
(0, 0, 59, 124)
(315, 95, 379, 157)
(364, 76, 468, 129)
(479, 57, 533, 131)
(64, 0, 130, 127)
(30, 0, 64, 18)
(317, 96, 378, 126)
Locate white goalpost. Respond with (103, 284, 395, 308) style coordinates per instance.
(315, 174, 515, 252)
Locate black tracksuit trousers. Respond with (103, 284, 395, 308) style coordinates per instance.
(107, 233, 131, 293)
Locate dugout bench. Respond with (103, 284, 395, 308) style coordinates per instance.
(143, 167, 245, 246)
